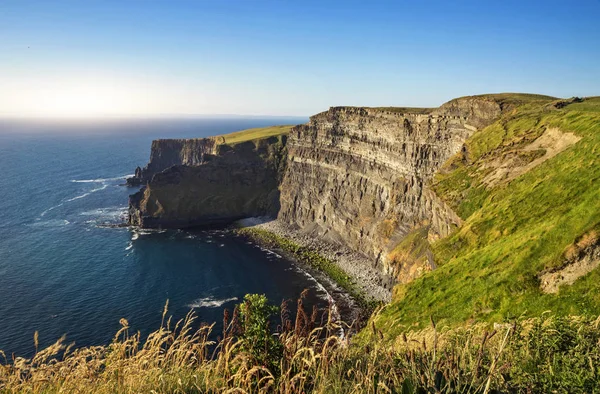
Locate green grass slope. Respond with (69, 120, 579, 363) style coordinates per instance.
(374, 96, 600, 337)
(216, 125, 292, 145)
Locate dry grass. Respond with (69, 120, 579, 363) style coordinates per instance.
(1, 294, 599, 393)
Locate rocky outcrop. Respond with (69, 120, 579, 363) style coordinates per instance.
(128, 136, 286, 228)
(126, 138, 220, 186)
(277, 97, 504, 281)
(539, 230, 600, 294)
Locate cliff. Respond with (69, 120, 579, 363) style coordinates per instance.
(127, 127, 289, 228)
(278, 97, 505, 283)
(127, 97, 512, 282)
(127, 138, 219, 186)
(126, 94, 600, 329)
(373, 95, 600, 332)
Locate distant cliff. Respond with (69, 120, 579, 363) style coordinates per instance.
(128, 130, 288, 228)
(127, 137, 220, 186)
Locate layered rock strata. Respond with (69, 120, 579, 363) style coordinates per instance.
(277, 98, 503, 281)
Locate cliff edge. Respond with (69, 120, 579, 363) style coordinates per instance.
(127, 127, 289, 228)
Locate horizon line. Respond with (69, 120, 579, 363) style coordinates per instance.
(0, 113, 311, 120)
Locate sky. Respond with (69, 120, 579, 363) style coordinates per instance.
(1, 0, 599, 117)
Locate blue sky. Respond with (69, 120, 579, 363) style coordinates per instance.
(1, 0, 599, 116)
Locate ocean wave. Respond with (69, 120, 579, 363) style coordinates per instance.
(40, 203, 64, 217)
(187, 296, 238, 309)
(66, 184, 108, 202)
(259, 247, 282, 259)
(80, 206, 127, 218)
(131, 228, 167, 241)
(29, 219, 70, 227)
(70, 174, 134, 183)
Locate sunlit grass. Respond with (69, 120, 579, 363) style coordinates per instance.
(216, 125, 293, 145)
(1, 294, 599, 393)
(376, 98, 600, 333)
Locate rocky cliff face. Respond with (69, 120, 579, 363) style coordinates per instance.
(278, 97, 504, 282)
(126, 137, 221, 186)
(127, 97, 506, 286)
(128, 136, 286, 228)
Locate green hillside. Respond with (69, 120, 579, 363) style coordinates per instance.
(374, 96, 600, 337)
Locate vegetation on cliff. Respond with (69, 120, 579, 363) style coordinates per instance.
(215, 125, 292, 145)
(374, 95, 600, 334)
(2, 294, 599, 393)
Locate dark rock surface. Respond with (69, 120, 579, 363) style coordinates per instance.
(126, 138, 219, 186)
(128, 136, 286, 228)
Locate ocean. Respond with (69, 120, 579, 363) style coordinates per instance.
(0, 117, 334, 358)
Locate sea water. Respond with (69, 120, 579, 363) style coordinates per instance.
(0, 117, 333, 357)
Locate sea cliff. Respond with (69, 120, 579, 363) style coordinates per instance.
(278, 97, 504, 283)
(127, 96, 508, 289)
(128, 131, 288, 228)
(127, 137, 219, 186)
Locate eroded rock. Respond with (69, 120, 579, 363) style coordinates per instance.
(539, 231, 600, 293)
(483, 127, 581, 187)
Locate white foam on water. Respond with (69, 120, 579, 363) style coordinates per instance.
(259, 247, 283, 259)
(66, 184, 108, 202)
(125, 242, 133, 251)
(130, 228, 167, 241)
(40, 203, 64, 217)
(80, 206, 127, 215)
(187, 296, 238, 309)
(80, 206, 127, 219)
(70, 174, 134, 183)
(29, 219, 70, 228)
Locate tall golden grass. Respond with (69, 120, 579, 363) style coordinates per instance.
(1, 293, 599, 393)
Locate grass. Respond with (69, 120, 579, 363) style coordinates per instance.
(1, 294, 599, 393)
(565, 96, 600, 112)
(215, 125, 293, 145)
(375, 96, 600, 335)
(449, 93, 558, 107)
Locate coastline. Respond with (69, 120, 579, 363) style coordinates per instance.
(234, 218, 392, 327)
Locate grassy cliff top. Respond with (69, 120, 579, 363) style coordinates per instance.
(215, 125, 293, 145)
(453, 92, 558, 103)
(328, 94, 560, 116)
(372, 96, 600, 336)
